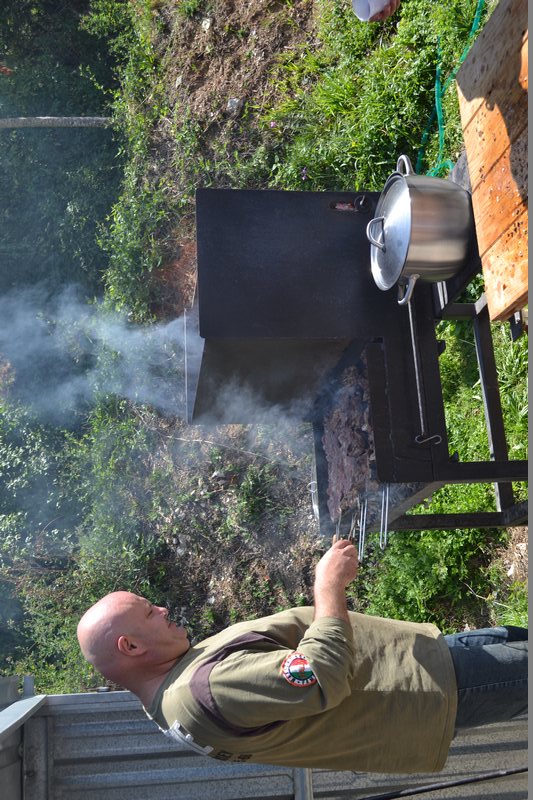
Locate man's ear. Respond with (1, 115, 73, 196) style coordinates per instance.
(117, 635, 147, 657)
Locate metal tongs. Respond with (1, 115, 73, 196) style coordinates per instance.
(356, 498, 367, 561)
(379, 483, 390, 551)
(332, 498, 367, 561)
(332, 484, 391, 561)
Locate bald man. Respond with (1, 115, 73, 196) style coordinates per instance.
(78, 591, 191, 707)
(78, 540, 527, 772)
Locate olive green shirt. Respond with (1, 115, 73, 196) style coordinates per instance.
(147, 608, 457, 773)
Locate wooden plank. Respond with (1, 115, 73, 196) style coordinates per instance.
(472, 301, 514, 509)
(456, 0, 528, 130)
(469, 124, 528, 256)
(459, 36, 528, 194)
(482, 205, 528, 320)
(436, 460, 528, 482)
(456, 0, 528, 321)
(457, 31, 528, 133)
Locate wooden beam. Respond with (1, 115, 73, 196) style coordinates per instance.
(457, 2, 528, 130)
(481, 204, 528, 320)
(456, 0, 528, 321)
(466, 123, 527, 259)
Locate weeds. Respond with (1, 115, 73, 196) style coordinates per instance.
(236, 464, 276, 521)
(83, 0, 173, 321)
(259, 0, 491, 190)
(177, 0, 205, 18)
(492, 581, 528, 628)
(350, 526, 507, 631)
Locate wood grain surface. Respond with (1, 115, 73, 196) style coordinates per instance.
(456, 0, 528, 321)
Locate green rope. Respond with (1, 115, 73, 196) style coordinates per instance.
(416, 0, 486, 176)
(426, 40, 454, 176)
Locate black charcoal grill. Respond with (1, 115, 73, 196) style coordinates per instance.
(189, 187, 527, 538)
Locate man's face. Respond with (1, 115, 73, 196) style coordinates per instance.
(119, 593, 190, 661)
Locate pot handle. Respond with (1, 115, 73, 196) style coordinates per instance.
(366, 216, 386, 250)
(397, 273, 419, 306)
(396, 154, 414, 175)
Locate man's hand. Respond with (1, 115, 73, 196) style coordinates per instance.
(369, 0, 401, 22)
(314, 540, 358, 623)
(316, 539, 358, 590)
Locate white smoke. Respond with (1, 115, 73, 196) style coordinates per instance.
(0, 285, 203, 424)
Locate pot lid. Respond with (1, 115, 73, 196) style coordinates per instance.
(369, 173, 412, 291)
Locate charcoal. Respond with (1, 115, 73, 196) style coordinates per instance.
(322, 353, 423, 530)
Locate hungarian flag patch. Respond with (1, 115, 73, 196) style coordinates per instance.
(281, 652, 318, 687)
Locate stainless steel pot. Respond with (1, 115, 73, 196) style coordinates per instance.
(366, 155, 473, 305)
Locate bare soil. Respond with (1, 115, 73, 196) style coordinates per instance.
(159, 0, 316, 127)
(498, 525, 528, 584)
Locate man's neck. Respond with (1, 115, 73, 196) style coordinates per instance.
(127, 662, 177, 708)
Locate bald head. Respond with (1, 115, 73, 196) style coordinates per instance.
(77, 592, 191, 696)
(77, 591, 137, 678)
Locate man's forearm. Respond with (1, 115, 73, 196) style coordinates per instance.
(313, 539, 357, 624)
(314, 582, 350, 624)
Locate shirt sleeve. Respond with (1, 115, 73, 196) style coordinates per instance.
(208, 616, 356, 730)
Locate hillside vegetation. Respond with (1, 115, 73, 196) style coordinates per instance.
(0, 0, 527, 694)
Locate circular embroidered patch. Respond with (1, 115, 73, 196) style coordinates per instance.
(281, 652, 318, 687)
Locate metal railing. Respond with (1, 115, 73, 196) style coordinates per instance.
(0, 680, 527, 800)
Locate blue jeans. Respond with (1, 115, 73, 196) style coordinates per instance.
(444, 626, 528, 731)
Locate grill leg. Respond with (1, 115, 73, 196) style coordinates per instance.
(473, 296, 515, 512)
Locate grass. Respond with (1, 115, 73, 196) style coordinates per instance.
(349, 528, 504, 632)
(82, 0, 173, 322)
(492, 581, 528, 628)
(259, 0, 496, 190)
